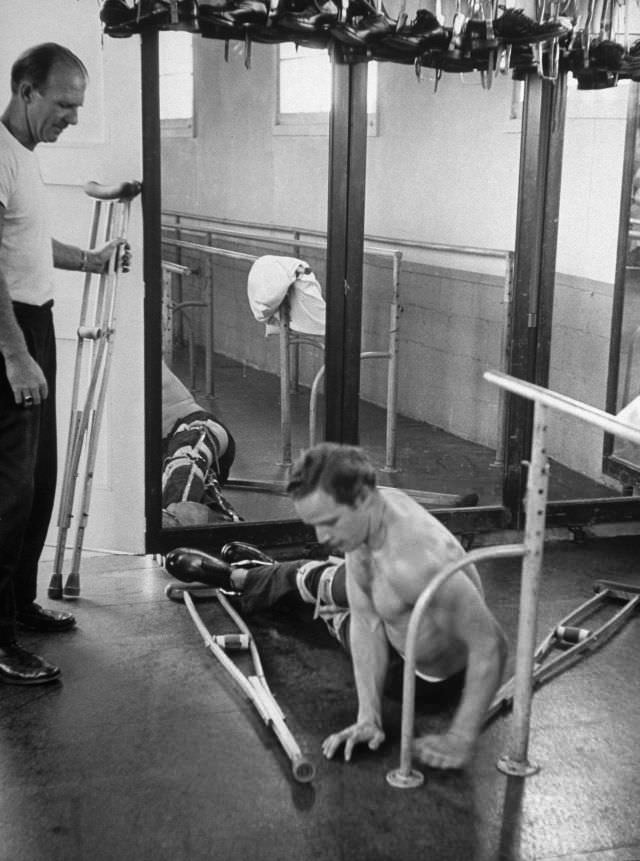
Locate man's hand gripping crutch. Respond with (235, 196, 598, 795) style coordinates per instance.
(166, 580, 316, 784)
(48, 179, 141, 601)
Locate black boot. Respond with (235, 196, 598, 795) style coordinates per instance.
(165, 548, 233, 589)
(221, 541, 275, 565)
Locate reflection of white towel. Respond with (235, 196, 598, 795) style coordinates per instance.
(247, 254, 326, 336)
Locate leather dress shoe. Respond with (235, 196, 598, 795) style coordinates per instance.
(16, 602, 76, 632)
(0, 642, 61, 685)
(220, 541, 275, 565)
(165, 547, 233, 588)
(332, 11, 394, 46)
(382, 9, 449, 55)
(280, 0, 339, 32)
(203, 0, 268, 29)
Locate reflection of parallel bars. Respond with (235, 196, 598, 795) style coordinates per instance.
(387, 369, 640, 789)
(163, 215, 514, 467)
(161, 260, 214, 395)
(48, 180, 141, 601)
(160, 236, 402, 469)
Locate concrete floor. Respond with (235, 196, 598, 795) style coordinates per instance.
(2, 534, 640, 861)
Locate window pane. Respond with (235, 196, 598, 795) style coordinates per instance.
(278, 48, 377, 117)
(280, 54, 331, 113)
(159, 32, 193, 122)
(160, 74, 192, 120)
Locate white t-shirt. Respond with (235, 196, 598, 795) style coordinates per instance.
(0, 122, 55, 305)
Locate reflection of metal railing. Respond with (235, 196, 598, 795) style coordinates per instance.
(162, 213, 514, 466)
(162, 260, 214, 394)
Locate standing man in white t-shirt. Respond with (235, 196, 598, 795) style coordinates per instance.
(0, 44, 124, 685)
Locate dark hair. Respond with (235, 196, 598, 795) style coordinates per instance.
(286, 443, 376, 506)
(11, 43, 88, 95)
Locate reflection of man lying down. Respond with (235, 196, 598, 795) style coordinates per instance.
(161, 361, 242, 527)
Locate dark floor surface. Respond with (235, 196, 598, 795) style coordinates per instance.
(2, 357, 639, 860)
(2, 535, 640, 861)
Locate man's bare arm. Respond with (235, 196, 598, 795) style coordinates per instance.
(321, 561, 389, 761)
(413, 573, 507, 769)
(52, 238, 130, 274)
(0, 205, 48, 404)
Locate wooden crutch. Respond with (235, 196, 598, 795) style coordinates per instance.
(165, 581, 316, 783)
(48, 179, 141, 601)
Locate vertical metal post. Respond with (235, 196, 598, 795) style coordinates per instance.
(492, 252, 514, 468)
(205, 255, 214, 397)
(384, 251, 401, 471)
(503, 73, 567, 525)
(141, 30, 163, 547)
(324, 54, 368, 444)
(497, 399, 550, 776)
(279, 300, 293, 466)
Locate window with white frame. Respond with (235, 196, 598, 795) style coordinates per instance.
(159, 32, 194, 136)
(277, 44, 378, 133)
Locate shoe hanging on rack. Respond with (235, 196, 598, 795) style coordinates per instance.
(202, 0, 269, 28)
(331, 0, 395, 47)
(100, 0, 174, 35)
(493, 7, 570, 45)
(380, 9, 450, 57)
(278, 0, 339, 34)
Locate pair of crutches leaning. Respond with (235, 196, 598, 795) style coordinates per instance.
(48, 179, 141, 601)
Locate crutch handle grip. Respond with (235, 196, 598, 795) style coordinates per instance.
(83, 180, 142, 202)
(214, 633, 250, 651)
(291, 754, 316, 783)
(77, 326, 102, 340)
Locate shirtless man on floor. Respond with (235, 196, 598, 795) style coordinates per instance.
(166, 442, 507, 770)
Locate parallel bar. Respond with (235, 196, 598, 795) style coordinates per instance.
(485, 370, 640, 446)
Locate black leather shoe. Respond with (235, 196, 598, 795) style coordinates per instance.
(0, 642, 61, 685)
(165, 547, 233, 588)
(280, 0, 339, 32)
(332, 11, 393, 45)
(220, 541, 275, 565)
(16, 603, 76, 632)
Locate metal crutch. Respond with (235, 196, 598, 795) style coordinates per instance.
(48, 179, 142, 601)
(487, 578, 640, 721)
(165, 581, 316, 783)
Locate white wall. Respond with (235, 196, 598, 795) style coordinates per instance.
(0, 1, 145, 553)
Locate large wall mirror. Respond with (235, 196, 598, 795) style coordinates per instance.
(143, 20, 516, 557)
(142, 15, 640, 557)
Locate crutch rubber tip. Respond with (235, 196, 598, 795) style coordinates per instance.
(47, 577, 63, 601)
(63, 574, 80, 600)
(291, 755, 315, 783)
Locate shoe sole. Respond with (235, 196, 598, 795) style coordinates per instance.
(0, 670, 61, 685)
(16, 621, 76, 632)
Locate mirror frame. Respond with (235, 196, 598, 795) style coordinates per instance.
(603, 81, 640, 489)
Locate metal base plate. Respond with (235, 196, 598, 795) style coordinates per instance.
(386, 768, 425, 789)
(496, 755, 540, 777)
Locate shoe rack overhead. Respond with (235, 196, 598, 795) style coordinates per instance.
(101, 0, 640, 88)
